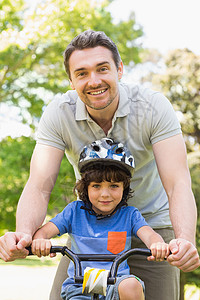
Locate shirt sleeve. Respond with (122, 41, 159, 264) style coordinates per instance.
(131, 208, 149, 237)
(149, 92, 182, 144)
(36, 98, 66, 151)
(50, 203, 74, 235)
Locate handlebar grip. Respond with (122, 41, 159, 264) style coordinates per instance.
(26, 245, 66, 255)
(26, 246, 33, 255)
(26, 246, 55, 255)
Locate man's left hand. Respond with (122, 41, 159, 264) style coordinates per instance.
(167, 238, 200, 272)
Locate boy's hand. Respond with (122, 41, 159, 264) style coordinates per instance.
(147, 242, 170, 261)
(31, 239, 55, 258)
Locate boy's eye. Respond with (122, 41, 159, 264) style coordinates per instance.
(110, 184, 120, 188)
(92, 184, 101, 188)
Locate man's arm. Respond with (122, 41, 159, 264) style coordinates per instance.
(152, 134, 200, 272)
(0, 144, 64, 262)
(16, 143, 64, 235)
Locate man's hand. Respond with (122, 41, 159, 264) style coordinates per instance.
(0, 232, 32, 262)
(167, 238, 200, 272)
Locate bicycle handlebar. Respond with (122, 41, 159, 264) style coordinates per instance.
(27, 246, 151, 284)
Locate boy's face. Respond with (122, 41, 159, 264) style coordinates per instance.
(69, 46, 123, 111)
(88, 181, 124, 216)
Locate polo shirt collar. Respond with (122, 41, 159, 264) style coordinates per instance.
(116, 84, 130, 117)
(75, 83, 130, 121)
(76, 98, 88, 120)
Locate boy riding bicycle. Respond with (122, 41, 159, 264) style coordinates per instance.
(31, 138, 171, 300)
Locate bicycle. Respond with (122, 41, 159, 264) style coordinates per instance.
(27, 245, 151, 300)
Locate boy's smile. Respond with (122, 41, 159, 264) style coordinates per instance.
(88, 181, 124, 215)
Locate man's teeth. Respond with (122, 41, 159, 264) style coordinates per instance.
(89, 89, 106, 95)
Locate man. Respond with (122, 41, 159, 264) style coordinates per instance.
(0, 30, 199, 300)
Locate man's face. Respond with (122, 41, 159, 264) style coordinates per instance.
(69, 46, 123, 111)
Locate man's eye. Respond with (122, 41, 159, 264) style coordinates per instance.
(100, 67, 108, 72)
(78, 72, 86, 77)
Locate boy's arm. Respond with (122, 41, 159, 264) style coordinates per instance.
(33, 222, 59, 240)
(137, 226, 170, 261)
(31, 222, 59, 257)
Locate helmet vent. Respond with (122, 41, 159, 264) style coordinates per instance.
(106, 139, 112, 145)
(115, 147, 124, 154)
(92, 145, 100, 151)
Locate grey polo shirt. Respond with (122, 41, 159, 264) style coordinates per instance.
(36, 82, 181, 228)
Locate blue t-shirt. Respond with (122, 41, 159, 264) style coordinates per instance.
(50, 200, 148, 291)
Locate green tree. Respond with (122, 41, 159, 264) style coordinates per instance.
(186, 151, 200, 286)
(0, 136, 75, 235)
(152, 49, 200, 146)
(0, 0, 143, 127)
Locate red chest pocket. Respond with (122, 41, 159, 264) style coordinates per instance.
(107, 231, 127, 254)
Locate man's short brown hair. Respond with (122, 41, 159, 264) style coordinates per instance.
(63, 30, 121, 79)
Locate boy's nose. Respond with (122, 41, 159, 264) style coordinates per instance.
(101, 188, 110, 197)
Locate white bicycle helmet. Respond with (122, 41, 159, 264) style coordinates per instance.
(78, 138, 135, 176)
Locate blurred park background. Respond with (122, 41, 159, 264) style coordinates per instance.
(0, 0, 199, 299)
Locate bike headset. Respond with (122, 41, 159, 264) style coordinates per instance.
(78, 138, 135, 220)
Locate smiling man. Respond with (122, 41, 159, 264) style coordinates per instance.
(0, 30, 199, 300)
(68, 45, 123, 134)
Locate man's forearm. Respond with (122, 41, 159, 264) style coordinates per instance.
(169, 183, 197, 245)
(16, 180, 50, 236)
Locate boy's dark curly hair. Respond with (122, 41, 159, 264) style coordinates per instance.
(74, 165, 133, 205)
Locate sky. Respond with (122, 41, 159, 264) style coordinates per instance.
(1, 0, 200, 139)
(109, 0, 200, 55)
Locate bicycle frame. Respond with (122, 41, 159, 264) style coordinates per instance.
(28, 246, 151, 300)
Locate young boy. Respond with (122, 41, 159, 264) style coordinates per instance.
(31, 138, 170, 300)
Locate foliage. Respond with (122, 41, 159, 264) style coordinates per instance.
(0, 136, 75, 235)
(0, 0, 25, 31)
(0, 136, 33, 233)
(0, 0, 143, 127)
(186, 151, 200, 286)
(152, 49, 200, 146)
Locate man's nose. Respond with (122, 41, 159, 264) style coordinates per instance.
(88, 72, 101, 87)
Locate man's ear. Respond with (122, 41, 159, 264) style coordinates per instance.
(70, 80, 75, 90)
(118, 61, 123, 80)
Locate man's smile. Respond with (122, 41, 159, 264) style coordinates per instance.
(86, 88, 108, 96)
